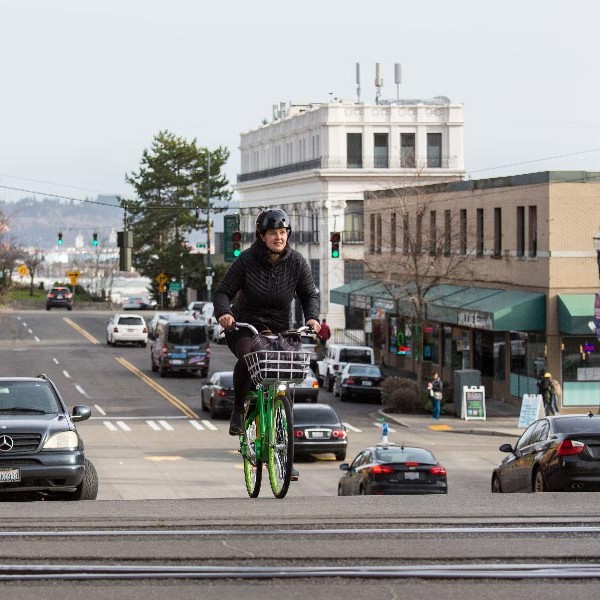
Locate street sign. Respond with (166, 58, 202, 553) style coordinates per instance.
(67, 271, 80, 278)
(169, 281, 182, 292)
(17, 265, 28, 277)
(155, 272, 168, 285)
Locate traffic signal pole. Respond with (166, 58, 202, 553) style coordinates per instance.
(205, 151, 212, 302)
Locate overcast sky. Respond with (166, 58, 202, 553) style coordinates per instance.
(0, 0, 598, 207)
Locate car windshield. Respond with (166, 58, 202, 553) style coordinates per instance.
(118, 317, 144, 326)
(219, 374, 234, 386)
(374, 447, 436, 464)
(167, 325, 207, 345)
(0, 382, 60, 414)
(339, 349, 371, 363)
(348, 365, 381, 376)
(293, 407, 340, 425)
(552, 416, 600, 434)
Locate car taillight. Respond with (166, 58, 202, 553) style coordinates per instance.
(143, 327, 147, 333)
(65, 293, 72, 298)
(113, 327, 119, 333)
(206, 347, 211, 358)
(333, 364, 339, 371)
(429, 466, 447, 476)
(331, 429, 346, 439)
(557, 439, 585, 456)
(371, 465, 394, 474)
(294, 429, 305, 439)
(216, 389, 227, 398)
(345, 377, 355, 385)
(405, 462, 419, 467)
(312, 381, 319, 389)
(162, 344, 168, 357)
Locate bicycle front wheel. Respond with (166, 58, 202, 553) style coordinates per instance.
(242, 412, 262, 498)
(268, 393, 293, 499)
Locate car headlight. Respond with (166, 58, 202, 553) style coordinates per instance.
(42, 431, 79, 450)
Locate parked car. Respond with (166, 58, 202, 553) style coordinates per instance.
(106, 314, 148, 347)
(45, 286, 73, 311)
(333, 363, 385, 402)
(288, 368, 319, 403)
(491, 413, 600, 493)
(338, 444, 448, 496)
(188, 302, 216, 334)
(122, 296, 156, 310)
(147, 311, 182, 340)
(201, 371, 235, 418)
(292, 403, 347, 461)
(317, 344, 376, 392)
(0, 374, 98, 500)
(150, 317, 210, 377)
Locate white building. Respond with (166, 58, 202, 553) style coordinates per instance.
(236, 97, 466, 331)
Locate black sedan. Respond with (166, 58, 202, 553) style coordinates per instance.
(338, 444, 448, 495)
(0, 375, 98, 500)
(201, 371, 234, 418)
(333, 363, 385, 402)
(491, 413, 600, 493)
(293, 403, 347, 461)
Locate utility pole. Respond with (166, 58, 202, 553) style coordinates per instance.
(205, 151, 213, 301)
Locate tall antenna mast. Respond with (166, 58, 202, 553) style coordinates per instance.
(375, 63, 383, 105)
(394, 63, 402, 102)
(356, 62, 361, 104)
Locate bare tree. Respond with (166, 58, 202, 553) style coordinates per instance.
(364, 180, 476, 386)
(0, 209, 25, 300)
(24, 249, 45, 296)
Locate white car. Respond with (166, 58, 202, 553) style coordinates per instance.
(106, 314, 148, 347)
(147, 311, 183, 339)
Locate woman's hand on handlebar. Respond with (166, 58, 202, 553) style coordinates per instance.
(306, 319, 320, 334)
(219, 314, 236, 330)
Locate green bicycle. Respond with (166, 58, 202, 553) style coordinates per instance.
(235, 323, 311, 499)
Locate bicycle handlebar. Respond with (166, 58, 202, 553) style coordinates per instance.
(234, 322, 314, 336)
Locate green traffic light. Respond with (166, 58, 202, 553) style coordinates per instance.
(233, 248, 241, 257)
(331, 250, 339, 258)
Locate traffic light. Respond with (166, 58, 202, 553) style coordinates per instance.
(57, 232, 63, 246)
(92, 232, 99, 246)
(232, 231, 242, 257)
(117, 230, 133, 271)
(330, 232, 341, 258)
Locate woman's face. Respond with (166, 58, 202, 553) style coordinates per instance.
(261, 228, 288, 253)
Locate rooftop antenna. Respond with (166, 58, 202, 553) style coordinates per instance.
(375, 62, 383, 105)
(356, 62, 361, 104)
(394, 63, 402, 103)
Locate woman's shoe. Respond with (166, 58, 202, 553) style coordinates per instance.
(228, 410, 244, 436)
(291, 467, 299, 481)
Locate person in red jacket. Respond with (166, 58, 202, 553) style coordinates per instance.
(318, 318, 331, 345)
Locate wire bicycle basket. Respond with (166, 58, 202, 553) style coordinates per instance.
(245, 350, 311, 386)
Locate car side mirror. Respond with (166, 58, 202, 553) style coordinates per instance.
(339, 463, 349, 471)
(499, 443, 515, 454)
(71, 405, 91, 422)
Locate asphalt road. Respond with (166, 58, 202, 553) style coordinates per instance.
(1, 309, 599, 598)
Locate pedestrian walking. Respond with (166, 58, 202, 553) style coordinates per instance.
(428, 372, 443, 420)
(550, 376, 561, 414)
(318, 318, 331, 345)
(540, 372, 557, 416)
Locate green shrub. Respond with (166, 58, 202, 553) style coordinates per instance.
(381, 376, 428, 414)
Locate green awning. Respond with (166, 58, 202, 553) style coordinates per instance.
(558, 294, 595, 334)
(329, 279, 379, 307)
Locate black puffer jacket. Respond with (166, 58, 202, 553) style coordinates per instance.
(213, 240, 320, 333)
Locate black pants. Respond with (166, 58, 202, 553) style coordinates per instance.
(225, 330, 254, 414)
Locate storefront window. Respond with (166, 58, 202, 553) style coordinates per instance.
(474, 331, 494, 377)
(493, 332, 505, 381)
(423, 322, 439, 363)
(443, 326, 452, 368)
(509, 331, 546, 398)
(451, 328, 470, 369)
(561, 336, 600, 406)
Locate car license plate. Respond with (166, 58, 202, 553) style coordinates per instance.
(362, 381, 372, 386)
(404, 471, 419, 480)
(170, 359, 184, 365)
(309, 431, 325, 438)
(0, 468, 20, 483)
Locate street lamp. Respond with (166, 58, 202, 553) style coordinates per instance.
(593, 230, 600, 279)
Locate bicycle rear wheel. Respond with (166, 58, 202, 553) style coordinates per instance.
(242, 411, 262, 498)
(268, 393, 293, 499)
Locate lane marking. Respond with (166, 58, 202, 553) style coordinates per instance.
(74, 384, 87, 396)
(53, 358, 59, 365)
(33, 336, 40, 343)
(146, 456, 183, 462)
(201, 420, 218, 431)
(158, 420, 174, 431)
(343, 422, 362, 432)
(28, 328, 33, 334)
(114, 357, 199, 419)
(146, 420, 161, 431)
(190, 420, 205, 431)
(116, 421, 131, 432)
(63, 318, 100, 344)
(94, 404, 106, 416)
(63, 370, 71, 379)
(103, 421, 118, 431)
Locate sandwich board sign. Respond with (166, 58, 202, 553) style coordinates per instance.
(518, 394, 545, 428)
(461, 386, 486, 420)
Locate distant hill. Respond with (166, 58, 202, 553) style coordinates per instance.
(1, 196, 123, 250)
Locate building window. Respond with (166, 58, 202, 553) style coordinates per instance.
(415, 212, 423, 254)
(344, 207, 363, 243)
(311, 210, 319, 244)
(369, 214, 375, 253)
(444, 209, 452, 256)
(403, 214, 409, 254)
(376, 214, 382, 253)
(400, 133, 416, 168)
(374, 133, 389, 168)
(390, 212, 397, 254)
(516, 206, 525, 257)
(476, 208, 484, 256)
(344, 259, 364, 282)
(310, 259, 320, 293)
(528, 205, 537, 257)
(427, 133, 442, 168)
(494, 207, 502, 257)
(346, 133, 362, 168)
(459, 209, 467, 255)
(429, 210, 437, 256)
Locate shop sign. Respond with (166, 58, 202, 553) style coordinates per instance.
(458, 310, 493, 330)
(374, 298, 394, 311)
(461, 386, 486, 420)
(371, 307, 386, 320)
(350, 294, 370, 309)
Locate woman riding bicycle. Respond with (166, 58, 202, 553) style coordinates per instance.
(213, 208, 321, 450)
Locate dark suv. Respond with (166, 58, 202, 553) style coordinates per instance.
(46, 286, 73, 311)
(0, 375, 98, 500)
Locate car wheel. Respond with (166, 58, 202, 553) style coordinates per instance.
(326, 373, 334, 392)
(359, 484, 367, 496)
(151, 356, 158, 372)
(491, 474, 502, 493)
(339, 393, 347, 402)
(159, 362, 168, 378)
(533, 469, 547, 493)
(62, 459, 98, 501)
(337, 485, 344, 496)
(201, 369, 208, 378)
(106, 336, 112, 346)
(141, 341, 147, 348)
(335, 451, 346, 461)
(46, 306, 51, 311)
(209, 403, 218, 419)
(68, 306, 73, 311)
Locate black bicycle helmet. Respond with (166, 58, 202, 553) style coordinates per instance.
(255, 208, 292, 237)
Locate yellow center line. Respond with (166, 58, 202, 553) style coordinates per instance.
(63, 317, 100, 344)
(114, 356, 199, 419)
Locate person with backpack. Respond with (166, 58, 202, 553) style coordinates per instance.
(540, 372, 557, 415)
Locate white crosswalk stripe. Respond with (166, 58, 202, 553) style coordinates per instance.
(146, 420, 162, 431)
(343, 422, 362, 433)
(103, 421, 118, 431)
(158, 420, 174, 431)
(116, 421, 131, 432)
(201, 420, 218, 431)
(189, 420, 204, 431)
